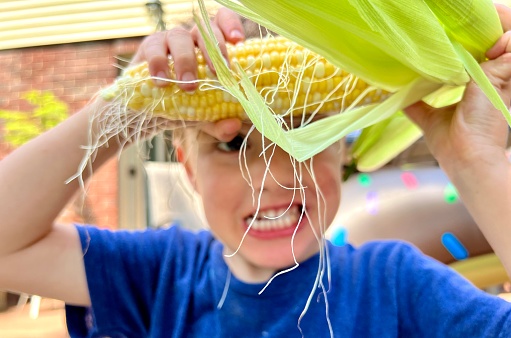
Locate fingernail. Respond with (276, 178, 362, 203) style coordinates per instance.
(154, 71, 168, 86)
(181, 72, 195, 83)
(230, 30, 244, 41)
(180, 72, 197, 91)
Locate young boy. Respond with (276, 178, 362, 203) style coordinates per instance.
(1, 6, 511, 338)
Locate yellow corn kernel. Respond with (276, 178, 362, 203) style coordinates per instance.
(101, 36, 389, 122)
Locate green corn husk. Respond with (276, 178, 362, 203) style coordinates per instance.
(197, 0, 510, 170)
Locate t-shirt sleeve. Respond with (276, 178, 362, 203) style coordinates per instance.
(394, 243, 511, 337)
(65, 224, 212, 337)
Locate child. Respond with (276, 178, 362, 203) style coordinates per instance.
(1, 6, 511, 338)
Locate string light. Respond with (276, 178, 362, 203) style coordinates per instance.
(400, 171, 418, 189)
(331, 227, 348, 247)
(444, 183, 459, 204)
(357, 173, 372, 187)
(441, 232, 468, 260)
(366, 191, 378, 215)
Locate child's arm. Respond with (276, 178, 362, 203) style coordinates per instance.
(0, 8, 244, 306)
(0, 103, 109, 305)
(405, 4, 511, 276)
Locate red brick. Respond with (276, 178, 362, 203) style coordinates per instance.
(41, 53, 56, 63)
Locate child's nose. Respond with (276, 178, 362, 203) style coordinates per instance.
(250, 143, 298, 191)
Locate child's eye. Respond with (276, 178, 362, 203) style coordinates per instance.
(217, 134, 246, 153)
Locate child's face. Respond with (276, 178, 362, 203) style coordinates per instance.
(180, 121, 342, 276)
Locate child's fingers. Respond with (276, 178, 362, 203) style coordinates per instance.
(130, 29, 197, 91)
(192, 22, 229, 74)
(488, 4, 511, 59)
(403, 101, 431, 129)
(165, 27, 199, 91)
(486, 31, 511, 59)
(496, 3, 511, 32)
(201, 118, 242, 142)
(130, 28, 199, 91)
(213, 7, 245, 44)
(190, 8, 244, 74)
(403, 101, 449, 133)
(131, 31, 169, 74)
(481, 53, 511, 105)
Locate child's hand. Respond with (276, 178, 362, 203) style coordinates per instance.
(404, 5, 511, 276)
(199, 118, 242, 142)
(130, 7, 244, 92)
(405, 4, 511, 173)
(129, 8, 245, 141)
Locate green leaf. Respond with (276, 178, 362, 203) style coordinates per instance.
(354, 112, 422, 172)
(421, 85, 464, 108)
(348, 0, 467, 85)
(281, 78, 440, 162)
(350, 116, 394, 159)
(424, 0, 502, 61)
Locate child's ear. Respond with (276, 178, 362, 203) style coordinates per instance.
(175, 146, 198, 191)
(175, 146, 185, 164)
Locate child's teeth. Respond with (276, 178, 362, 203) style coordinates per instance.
(276, 217, 287, 229)
(247, 206, 300, 231)
(264, 209, 276, 218)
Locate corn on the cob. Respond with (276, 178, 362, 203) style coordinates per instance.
(101, 36, 389, 122)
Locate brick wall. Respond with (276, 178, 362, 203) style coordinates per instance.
(0, 37, 143, 229)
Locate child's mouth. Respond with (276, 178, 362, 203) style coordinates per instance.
(244, 204, 303, 238)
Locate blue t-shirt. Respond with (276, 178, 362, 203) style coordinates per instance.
(66, 225, 511, 337)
